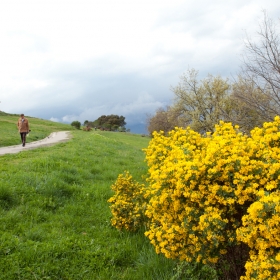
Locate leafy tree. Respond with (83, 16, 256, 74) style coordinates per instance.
(171, 69, 230, 133)
(71, 121, 81, 129)
(118, 126, 126, 132)
(146, 106, 179, 135)
(147, 69, 269, 135)
(87, 115, 126, 131)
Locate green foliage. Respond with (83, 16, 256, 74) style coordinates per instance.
(0, 112, 74, 147)
(71, 120, 81, 129)
(118, 126, 126, 132)
(0, 186, 18, 210)
(172, 69, 230, 134)
(171, 261, 218, 280)
(147, 69, 267, 135)
(87, 114, 126, 131)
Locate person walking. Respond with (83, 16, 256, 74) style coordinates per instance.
(17, 114, 30, 147)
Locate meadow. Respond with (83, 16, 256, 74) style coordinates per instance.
(0, 111, 73, 147)
(0, 113, 212, 280)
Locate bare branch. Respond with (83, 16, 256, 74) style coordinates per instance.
(240, 11, 280, 117)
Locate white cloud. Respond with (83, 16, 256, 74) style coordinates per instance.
(62, 115, 79, 123)
(49, 117, 60, 122)
(1, 0, 280, 133)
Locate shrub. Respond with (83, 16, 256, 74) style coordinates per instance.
(83, 126, 92, 131)
(108, 171, 148, 232)
(71, 121, 81, 130)
(109, 116, 280, 279)
(237, 191, 280, 280)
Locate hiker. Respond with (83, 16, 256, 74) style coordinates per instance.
(17, 113, 30, 147)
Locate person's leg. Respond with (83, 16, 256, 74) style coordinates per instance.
(21, 132, 27, 146)
(20, 132, 26, 147)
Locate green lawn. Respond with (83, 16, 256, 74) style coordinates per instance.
(0, 112, 75, 147)
(0, 113, 217, 280)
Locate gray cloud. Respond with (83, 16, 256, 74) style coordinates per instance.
(1, 0, 280, 133)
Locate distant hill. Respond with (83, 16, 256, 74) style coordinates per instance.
(0, 111, 18, 116)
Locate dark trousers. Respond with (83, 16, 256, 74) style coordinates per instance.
(20, 132, 27, 144)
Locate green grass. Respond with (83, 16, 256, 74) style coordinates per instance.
(0, 114, 171, 279)
(0, 113, 217, 279)
(0, 111, 74, 147)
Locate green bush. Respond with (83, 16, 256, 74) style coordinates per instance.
(71, 121, 81, 129)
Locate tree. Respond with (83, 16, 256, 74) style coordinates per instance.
(118, 126, 126, 132)
(147, 68, 270, 135)
(88, 115, 126, 131)
(239, 11, 280, 120)
(147, 108, 169, 135)
(146, 106, 179, 135)
(171, 69, 230, 133)
(224, 77, 270, 134)
(71, 121, 81, 129)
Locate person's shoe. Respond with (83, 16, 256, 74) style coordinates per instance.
(23, 143, 25, 147)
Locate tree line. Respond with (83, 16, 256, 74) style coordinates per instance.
(147, 12, 280, 135)
(71, 115, 127, 131)
(84, 114, 127, 131)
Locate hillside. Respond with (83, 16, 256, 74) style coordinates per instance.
(0, 111, 74, 147)
(0, 113, 184, 280)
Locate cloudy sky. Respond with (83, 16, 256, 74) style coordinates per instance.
(0, 0, 280, 133)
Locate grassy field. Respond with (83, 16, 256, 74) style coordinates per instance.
(0, 112, 192, 280)
(0, 111, 74, 147)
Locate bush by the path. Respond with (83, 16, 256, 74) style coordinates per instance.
(109, 116, 280, 279)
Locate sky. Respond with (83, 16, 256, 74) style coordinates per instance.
(1, 0, 280, 133)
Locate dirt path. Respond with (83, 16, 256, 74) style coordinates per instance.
(0, 131, 71, 156)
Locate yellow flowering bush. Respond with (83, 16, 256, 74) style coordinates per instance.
(144, 124, 246, 264)
(143, 116, 280, 277)
(109, 116, 280, 279)
(108, 171, 147, 231)
(237, 191, 280, 280)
